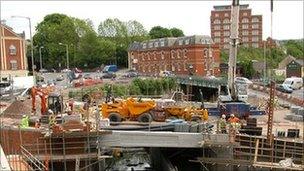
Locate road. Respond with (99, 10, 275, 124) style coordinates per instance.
(291, 88, 304, 100)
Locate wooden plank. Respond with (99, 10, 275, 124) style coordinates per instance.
(253, 139, 259, 163)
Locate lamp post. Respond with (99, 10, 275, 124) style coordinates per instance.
(39, 46, 44, 70)
(11, 16, 34, 74)
(59, 43, 69, 69)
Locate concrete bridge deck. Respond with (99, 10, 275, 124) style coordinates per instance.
(98, 131, 231, 148)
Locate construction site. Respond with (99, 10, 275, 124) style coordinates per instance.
(1, 0, 304, 171)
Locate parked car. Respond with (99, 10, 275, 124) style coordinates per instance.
(39, 69, 48, 73)
(61, 68, 71, 73)
(83, 74, 92, 79)
(276, 84, 293, 93)
(0, 82, 12, 95)
(235, 77, 253, 85)
(282, 77, 303, 90)
(102, 65, 118, 73)
(56, 75, 65, 81)
(123, 71, 138, 78)
(102, 72, 117, 79)
(160, 71, 174, 77)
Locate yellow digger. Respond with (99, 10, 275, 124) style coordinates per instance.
(164, 106, 209, 122)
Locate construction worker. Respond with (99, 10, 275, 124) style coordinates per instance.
(218, 114, 227, 133)
(228, 114, 240, 133)
(48, 109, 56, 127)
(20, 115, 29, 128)
(35, 119, 41, 129)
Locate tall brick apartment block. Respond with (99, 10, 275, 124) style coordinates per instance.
(211, 4, 263, 49)
(0, 24, 28, 80)
(128, 35, 221, 77)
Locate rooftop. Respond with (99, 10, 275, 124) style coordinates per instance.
(213, 4, 249, 11)
(129, 35, 213, 51)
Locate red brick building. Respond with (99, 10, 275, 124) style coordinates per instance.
(211, 4, 263, 49)
(128, 35, 221, 76)
(0, 24, 28, 80)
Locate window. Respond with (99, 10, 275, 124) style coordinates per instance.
(203, 49, 208, 58)
(214, 25, 220, 30)
(224, 38, 230, 42)
(242, 24, 248, 29)
(10, 60, 17, 70)
(223, 25, 230, 30)
(171, 50, 175, 59)
(223, 18, 230, 24)
(178, 40, 183, 45)
(252, 24, 259, 29)
(252, 30, 259, 35)
(161, 51, 165, 60)
(183, 49, 188, 58)
(142, 43, 147, 49)
(185, 39, 190, 45)
(214, 38, 221, 43)
(242, 30, 249, 35)
(224, 13, 229, 17)
(214, 32, 220, 37)
(243, 12, 248, 16)
(243, 43, 249, 47)
(154, 42, 159, 47)
(148, 42, 153, 48)
(224, 31, 230, 36)
(160, 41, 165, 47)
(252, 17, 259, 22)
(252, 43, 259, 48)
(153, 51, 157, 60)
(242, 18, 249, 23)
(184, 63, 187, 71)
(177, 50, 181, 58)
(252, 37, 259, 42)
(215, 13, 219, 17)
(214, 19, 221, 24)
(9, 45, 16, 55)
(242, 37, 248, 42)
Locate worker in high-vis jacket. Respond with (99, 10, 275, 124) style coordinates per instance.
(228, 114, 241, 133)
(48, 109, 56, 127)
(20, 115, 29, 128)
(218, 114, 227, 133)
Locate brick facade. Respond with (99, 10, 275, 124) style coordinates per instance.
(0, 24, 28, 80)
(211, 4, 263, 49)
(128, 35, 221, 77)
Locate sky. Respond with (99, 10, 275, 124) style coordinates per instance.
(1, 0, 303, 40)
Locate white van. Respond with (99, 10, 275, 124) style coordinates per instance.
(282, 77, 303, 90)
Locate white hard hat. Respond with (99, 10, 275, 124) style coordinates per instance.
(230, 114, 235, 117)
(221, 114, 226, 119)
(48, 109, 54, 114)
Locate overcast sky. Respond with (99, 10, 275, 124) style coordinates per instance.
(1, 0, 303, 40)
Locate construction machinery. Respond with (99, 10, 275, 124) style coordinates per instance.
(31, 86, 63, 115)
(100, 97, 156, 122)
(164, 106, 208, 122)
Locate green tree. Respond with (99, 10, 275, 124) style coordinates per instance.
(170, 27, 184, 37)
(98, 18, 148, 67)
(149, 26, 172, 39)
(284, 40, 304, 58)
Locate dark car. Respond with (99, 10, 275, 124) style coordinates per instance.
(123, 71, 138, 78)
(102, 72, 116, 79)
(276, 84, 293, 93)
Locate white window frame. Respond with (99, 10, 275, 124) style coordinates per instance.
(9, 45, 17, 55)
(10, 60, 17, 70)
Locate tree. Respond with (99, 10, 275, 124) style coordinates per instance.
(284, 40, 304, 58)
(98, 18, 148, 67)
(170, 27, 184, 37)
(149, 26, 172, 39)
(34, 14, 79, 69)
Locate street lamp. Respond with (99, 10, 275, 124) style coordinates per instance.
(39, 46, 44, 70)
(59, 43, 69, 69)
(11, 16, 34, 75)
